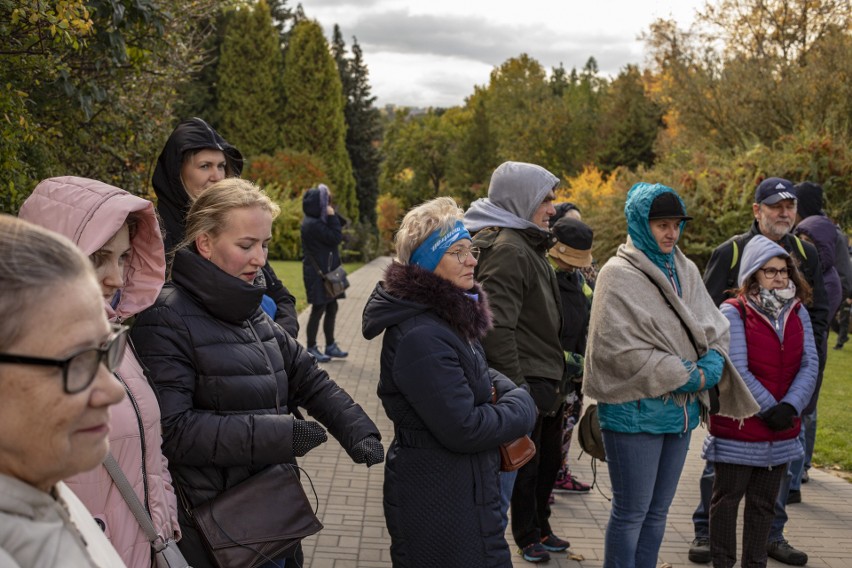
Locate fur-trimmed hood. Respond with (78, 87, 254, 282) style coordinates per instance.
(362, 262, 493, 342)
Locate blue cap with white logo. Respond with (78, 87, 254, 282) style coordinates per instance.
(755, 177, 796, 205)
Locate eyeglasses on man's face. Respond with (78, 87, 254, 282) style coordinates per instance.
(758, 267, 790, 279)
(445, 247, 480, 264)
(0, 324, 128, 394)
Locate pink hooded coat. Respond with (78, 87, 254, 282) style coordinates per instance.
(19, 176, 179, 568)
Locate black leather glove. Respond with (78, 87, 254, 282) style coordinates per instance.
(762, 403, 797, 432)
(351, 435, 384, 467)
(292, 420, 328, 457)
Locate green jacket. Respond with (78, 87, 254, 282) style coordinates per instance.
(472, 226, 565, 388)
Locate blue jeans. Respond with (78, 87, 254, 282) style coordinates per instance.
(602, 430, 691, 568)
(789, 410, 817, 490)
(693, 460, 792, 543)
(499, 470, 518, 533)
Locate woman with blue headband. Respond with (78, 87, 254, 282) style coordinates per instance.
(362, 197, 537, 567)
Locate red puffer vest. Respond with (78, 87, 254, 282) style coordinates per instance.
(710, 298, 804, 442)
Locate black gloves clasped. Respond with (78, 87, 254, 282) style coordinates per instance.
(351, 435, 384, 467)
(762, 402, 797, 432)
(292, 419, 328, 457)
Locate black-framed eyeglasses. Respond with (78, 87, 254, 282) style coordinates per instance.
(445, 247, 480, 264)
(0, 324, 128, 394)
(758, 267, 790, 279)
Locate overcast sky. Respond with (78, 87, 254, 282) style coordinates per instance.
(302, 0, 707, 108)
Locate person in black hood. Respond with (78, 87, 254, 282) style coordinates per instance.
(152, 117, 299, 337)
(301, 184, 349, 362)
(362, 196, 536, 568)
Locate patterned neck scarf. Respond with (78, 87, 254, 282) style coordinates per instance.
(749, 280, 797, 320)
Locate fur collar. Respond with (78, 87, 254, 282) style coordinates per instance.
(383, 262, 493, 341)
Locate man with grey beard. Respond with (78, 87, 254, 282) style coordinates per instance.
(688, 177, 829, 567)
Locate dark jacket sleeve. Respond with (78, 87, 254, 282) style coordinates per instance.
(835, 228, 852, 299)
(307, 214, 343, 249)
(801, 240, 829, 355)
(261, 262, 299, 337)
(475, 242, 528, 383)
(131, 305, 295, 468)
(276, 330, 381, 454)
(702, 241, 735, 307)
(391, 328, 536, 453)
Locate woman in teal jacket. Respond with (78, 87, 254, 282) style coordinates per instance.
(584, 182, 758, 568)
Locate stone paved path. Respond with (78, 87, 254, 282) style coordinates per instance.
(296, 257, 852, 568)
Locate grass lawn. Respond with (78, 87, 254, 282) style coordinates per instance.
(813, 331, 852, 475)
(268, 260, 364, 313)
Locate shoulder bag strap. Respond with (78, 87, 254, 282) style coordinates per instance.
(307, 254, 326, 277)
(102, 452, 161, 546)
(647, 272, 721, 413)
(646, 273, 700, 354)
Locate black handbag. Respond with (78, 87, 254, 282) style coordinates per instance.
(187, 464, 323, 568)
(309, 253, 350, 298)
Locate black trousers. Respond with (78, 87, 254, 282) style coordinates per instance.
(511, 404, 565, 548)
(710, 461, 787, 568)
(306, 300, 338, 347)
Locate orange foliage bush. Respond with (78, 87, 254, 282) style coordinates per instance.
(244, 149, 329, 199)
(376, 193, 405, 253)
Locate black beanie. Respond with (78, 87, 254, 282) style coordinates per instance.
(795, 182, 824, 219)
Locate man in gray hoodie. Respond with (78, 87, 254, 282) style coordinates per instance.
(464, 161, 570, 563)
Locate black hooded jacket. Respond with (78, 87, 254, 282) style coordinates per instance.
(362, 262, 536, 567)
(152, 118, 299, 336)
(301, 186, 346, 306)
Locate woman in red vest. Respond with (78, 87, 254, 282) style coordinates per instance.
(703, 234, 818, 568)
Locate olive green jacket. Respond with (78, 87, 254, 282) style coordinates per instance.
(472, 226, 565, 388)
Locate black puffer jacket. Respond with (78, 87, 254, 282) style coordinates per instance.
(301, 186, 346, 306)
(133, 248, 380, 567)
(362, 263, 536, 568)
(152, 117, 299, 336)
(557, 269, 590, 355)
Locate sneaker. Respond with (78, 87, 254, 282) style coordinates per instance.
(520, 542, 550, 563)
(688, 538, 711, 564)
(307, 346, 331, 363)
(801, 470, 809, 483)
(834, 343, 844, 350)
(540, 533, 569, 552)
(325, 342, 348, 358)
(787, 489, 802, 504)
(767, 540, 808, 566)
(553, 473, 591, 493)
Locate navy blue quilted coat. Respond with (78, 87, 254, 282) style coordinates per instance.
(362, 262, 536, 567)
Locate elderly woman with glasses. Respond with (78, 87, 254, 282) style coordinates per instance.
(362, 196, 537, 568)
(0, 215, 127, 567)
(703, 235, 818, 568)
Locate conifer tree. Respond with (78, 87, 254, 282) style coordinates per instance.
(335, 32, 382, 225)
(216, 0, 283, 157)
(281, 19, 357, 219)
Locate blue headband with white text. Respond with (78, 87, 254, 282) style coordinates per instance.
(409, 220, 471, 272)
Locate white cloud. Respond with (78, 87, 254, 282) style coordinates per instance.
(302, 0, 705, 107)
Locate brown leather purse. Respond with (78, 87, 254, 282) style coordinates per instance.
(492, 386, 537, 472)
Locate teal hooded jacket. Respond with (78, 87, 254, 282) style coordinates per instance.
(598, 182, 724, 434)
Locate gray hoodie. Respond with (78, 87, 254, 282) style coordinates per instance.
(738, 235, 790, 287)
(464, 161, 558, 233)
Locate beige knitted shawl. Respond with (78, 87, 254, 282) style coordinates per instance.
(584, 238, 759, 420)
